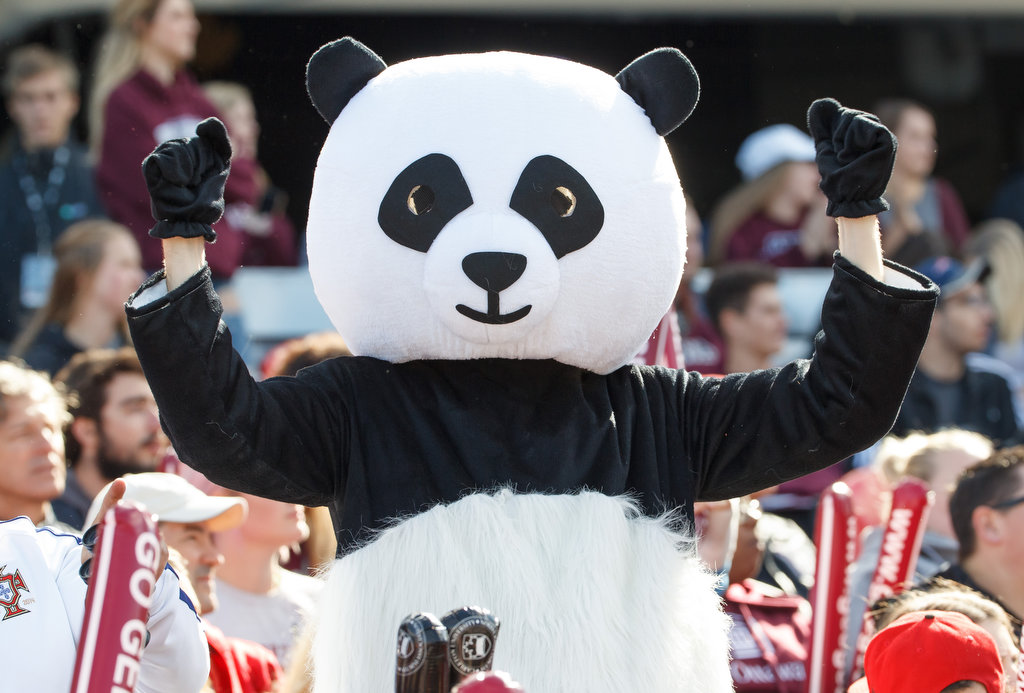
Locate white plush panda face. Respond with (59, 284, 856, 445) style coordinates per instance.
(306, 42, 697, 374)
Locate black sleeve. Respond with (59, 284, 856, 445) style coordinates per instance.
(125, 267, 342, 506)
(681, 254, 937, 501)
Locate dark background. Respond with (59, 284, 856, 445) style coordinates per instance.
(4, 11, 1024, 240)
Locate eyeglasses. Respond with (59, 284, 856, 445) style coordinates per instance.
(988, 494, 1024, 511)
(941, 294, 990, 309)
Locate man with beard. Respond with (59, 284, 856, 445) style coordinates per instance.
(51, 346, 169, 528)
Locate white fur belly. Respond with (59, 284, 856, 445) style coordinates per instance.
(310, 491, 732, 692)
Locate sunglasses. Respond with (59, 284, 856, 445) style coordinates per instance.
(988, 494, 1024, 511)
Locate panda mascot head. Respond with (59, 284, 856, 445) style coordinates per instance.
(302, 39, 732, 693)
(305, 38, 698, 374)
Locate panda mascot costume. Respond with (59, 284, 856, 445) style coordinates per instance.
(126, 37, 937, 691)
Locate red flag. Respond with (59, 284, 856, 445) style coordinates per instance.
(635, 312, 683, 369)
(806, 482, 859, 693)
(851, 478, 932, 677)
(71, 504, 161, 693)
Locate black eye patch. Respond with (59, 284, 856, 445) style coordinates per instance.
(378, 154, 473, 253)
(509, 155, 604, 259)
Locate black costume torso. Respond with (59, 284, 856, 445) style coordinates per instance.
(127, 255, 936, 553)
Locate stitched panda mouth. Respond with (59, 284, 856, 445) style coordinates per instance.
(456, 295, 532, 325)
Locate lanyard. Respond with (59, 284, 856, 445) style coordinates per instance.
(13, 144, 71, 255)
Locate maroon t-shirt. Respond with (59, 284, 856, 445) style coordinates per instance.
(726, 212, 831, 268)
(96, 69, 291, 278)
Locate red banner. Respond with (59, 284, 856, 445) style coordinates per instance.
(71, 505, 161, 693)
(851, 478, 932, 676)
(806, 482, 859, 693)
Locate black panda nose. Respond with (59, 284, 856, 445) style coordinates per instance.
(462, 252, 527, 293)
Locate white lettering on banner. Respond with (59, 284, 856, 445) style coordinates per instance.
(731, 660, 808, 684)
(135, 531, 161, 573)
(737, 659, 806, 679)
(112, 653, 140, 689)
(832, 513, 859, 693)
(876, 508, 912, 586)
(120, 619, 148, 657)
(732, 661, 776, 684)
(778, 661, 807, 682)
(128, 567, 155, 609)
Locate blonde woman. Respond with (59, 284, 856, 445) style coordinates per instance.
(90, 0, 258, 279)
(965, 219, 1024, 369)
(10, 219, 144, 374)
(964, 218, 1024, 423)
(202, 80, 298, 267)
(708, 123, 836, 268)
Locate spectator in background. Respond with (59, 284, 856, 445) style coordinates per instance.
(635, 195, 724, 374)
(50, 347, 168, 529)
(892, 256, 1019, 445)
(1, 479, 211, 692)
(203, 487, 323, 669)
(259, 331, 350, 575)
(202, 81, 298, 268)
(260, 331, 351, 381)
(694, 496, 813, 692)
(871, 582, 1018, 693)
(874, 98, 971, 267)
(938, 446, 1024, 638)
(0, 45, 105, 349)
(963, 219, 1024, 422)
(90, 0, 267, 279)
(708, 123, 836, 268)
(0, 359, 72, 529)
(84, 473, 283, 693)
(843, 429, 995, 681)
(8, 220, 143, 375)
(704, 262, 786, 375)
(847, 610, 1003, 693)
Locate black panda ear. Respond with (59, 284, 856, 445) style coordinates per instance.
(615, 48, 700, 136)
(306, 37, 388, 125)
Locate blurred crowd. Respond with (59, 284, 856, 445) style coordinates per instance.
(3, 0, 1024, 691)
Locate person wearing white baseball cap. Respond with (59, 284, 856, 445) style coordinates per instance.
(0, 479, 210, 693)
(85, 472, 246, 615)
(709, 122, 837, 268)
(85, 472, 284, 692)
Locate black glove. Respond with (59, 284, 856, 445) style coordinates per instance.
(143, 117, 232, 242)
(79, 523, 98, 584)
(807, 98, 897, 219)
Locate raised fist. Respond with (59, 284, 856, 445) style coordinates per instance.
(143, 117, 232, 242)
(807, 98, 897, 219)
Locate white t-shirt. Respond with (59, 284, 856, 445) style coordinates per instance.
(0, 516, 209, 692)
(206, 568, 323, 668)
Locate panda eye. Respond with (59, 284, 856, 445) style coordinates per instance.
(509, 155, 604, 259)
(408, 185, 435, 215)
(378, 154, 473, 253)
(551, 187, 576, 217)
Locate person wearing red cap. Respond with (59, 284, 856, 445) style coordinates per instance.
(848, 610, 1003, 693)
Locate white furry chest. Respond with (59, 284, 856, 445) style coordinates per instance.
(310, 491, 732, 692)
